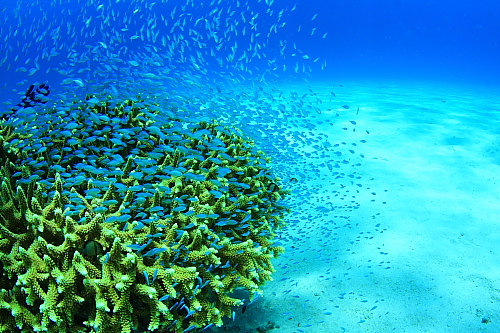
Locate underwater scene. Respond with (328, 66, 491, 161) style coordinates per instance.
(1, 0, 499, 332)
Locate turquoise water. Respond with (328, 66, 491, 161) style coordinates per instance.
(1, 0, 500, 332)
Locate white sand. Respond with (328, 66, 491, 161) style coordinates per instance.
(212, 80, 500, 333)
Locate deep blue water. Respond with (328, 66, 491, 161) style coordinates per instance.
(295, 0, 500, 85)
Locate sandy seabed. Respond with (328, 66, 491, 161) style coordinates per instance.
(212, 80, 500, 333)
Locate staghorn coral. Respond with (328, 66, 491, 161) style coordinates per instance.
(0, 96, 289, 332)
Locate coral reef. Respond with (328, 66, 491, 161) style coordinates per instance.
(0, 96, 289, 332)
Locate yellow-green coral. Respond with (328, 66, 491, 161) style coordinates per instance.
(0, 96, 289, 332)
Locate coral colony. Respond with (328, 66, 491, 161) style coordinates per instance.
(0, 96, 289, 332)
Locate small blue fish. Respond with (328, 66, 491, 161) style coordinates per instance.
(152, 269, 159, 283)
(142, 247, 167, 257)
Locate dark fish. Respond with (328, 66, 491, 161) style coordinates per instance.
(81, 240, 104, 256)
(242, 305, 247, 314)
(15, 83, 51, 110)
(341, 105, 349, 109)
(1, 83, 50, 122)
(267, 183, 279, 192)
(290, 178, 298, 183)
